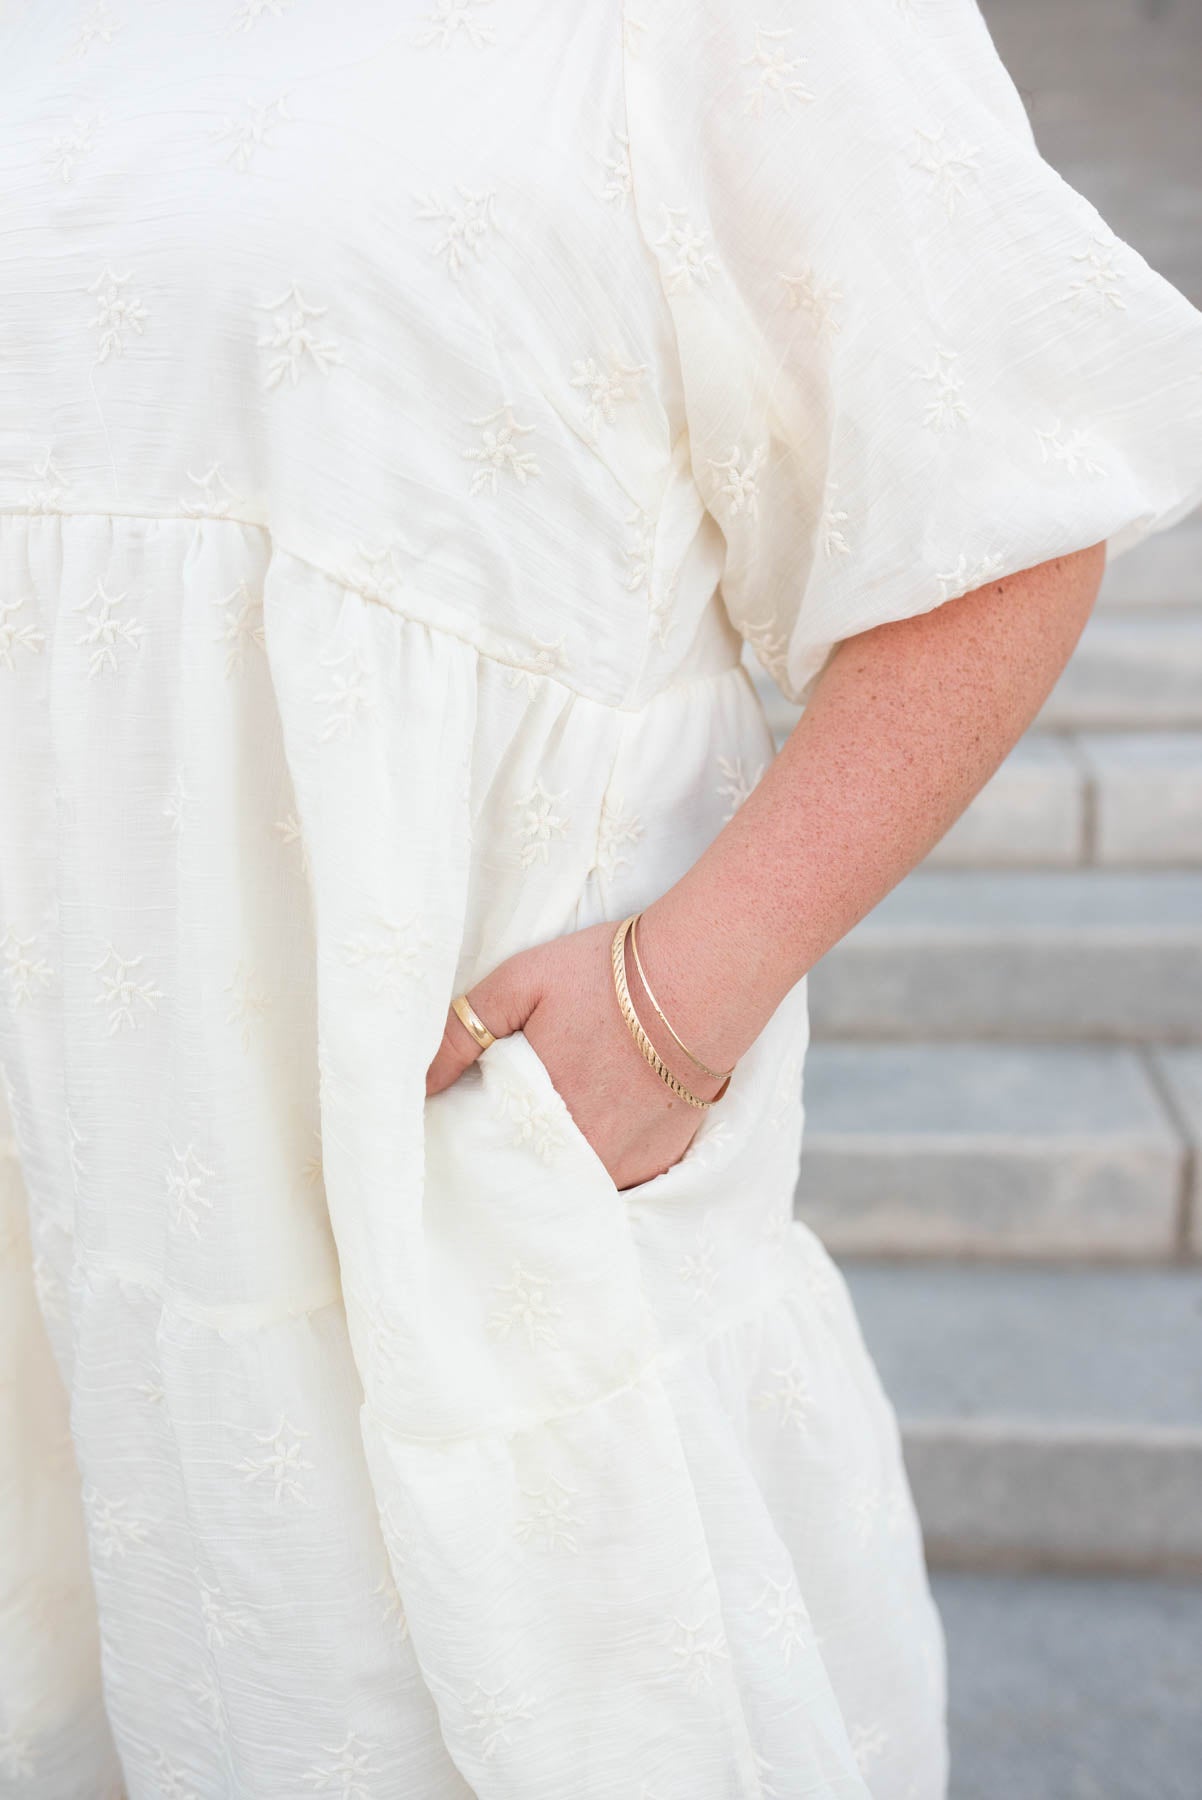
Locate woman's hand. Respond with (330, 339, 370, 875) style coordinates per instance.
(425, 917, 728, 1192)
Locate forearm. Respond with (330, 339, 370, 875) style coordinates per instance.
(635, 542, 1107, 1076)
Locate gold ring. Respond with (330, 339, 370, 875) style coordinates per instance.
(451, 992, 496, 1051)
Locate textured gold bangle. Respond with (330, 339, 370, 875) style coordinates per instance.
(629, 910, 735, 1082)
(610, 916, 731, 1110)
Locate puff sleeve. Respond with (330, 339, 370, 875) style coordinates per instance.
(622, 0, 1202, 705)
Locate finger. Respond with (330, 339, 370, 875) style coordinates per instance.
(424, 963, 537, 1097)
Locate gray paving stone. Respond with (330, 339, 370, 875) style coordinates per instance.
(1078, 731, 1202, 865)
(935, 1569, 1202, 1800)
(808, 869, 1202, 1043)
(1036, 609, 1202, 730)
(797, 1042, 1182, 1257)
(1150, 1047, 1202, 1255)
(841, 1260, 1202, 1571)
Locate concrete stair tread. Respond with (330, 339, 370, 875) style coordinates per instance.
(795, 1041, 1186, 1258)
(840, 1259, 1202, 1429)
(935, 1570, 1202, 1800)
(836, 1258, 1202, 1572)
(848, 867, 1202, 931)
(803, 1040, 1174, 1140)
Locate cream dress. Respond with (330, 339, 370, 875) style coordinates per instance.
(2, 3, 1201, 1797)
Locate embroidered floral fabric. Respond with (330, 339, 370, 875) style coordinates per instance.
(1, 3, 1200, 1797)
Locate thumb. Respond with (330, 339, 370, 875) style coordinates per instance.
(425, 955, 540, 1097)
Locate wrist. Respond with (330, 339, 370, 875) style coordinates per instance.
(631, 884, 785, 1076)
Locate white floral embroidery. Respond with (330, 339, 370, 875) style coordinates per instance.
(741, 25, 814, 115)
(934, 551, 1008, 601)
(256, 284, 341, 389)
(74, 578, 144, 676)
(314, 645, 376, 741)
(910, 124, 981, 218)
(197, 1572, 254, 1649)
(301, 1731, 378, 1798)
(648, 571, 680, 648)
(87, 266, 148, 363)
(623, 13, 646, 54)
(662, 1612, 730, 1694)
(66, 1108, 87, 1196)
(230, 0, 292, 30)
(594, 792, 644, 883)
(750, 1574, 807, 1663)
(340, 538, 408, 602)
(416, 0, 495, 48)
(570, 352, 647, 438)
(716, 754, 765, 821)
(1035, 419, 1108, 478)
(0, 1729, 35, 1782)
(850, 1720, 891, 1774)
(93, 942, 163, 1033)
(32, 1251, 68, 1322)
(798, 1241, 843, 1320)
(23, 450, 69, 513)
(212, 93, 291, 172)
(601, 127, 633, 208)
(374, 1569, 409, 1637)
(70, 3, 120, 58)
(492, 1081, 566, 1163)
(225, 960, 271, 1049)
(340, 912, 431, 1001)
(708, 441, 768, 520)
(137, 1377, 165, 1406)
(237, 1414, 313, 1505)
(212, 580, 265, 676)
(655, 207, 717, 293)
(623, 506, 656, 597)
(819, 482, 851, 558)
(180, 462, 239, 518)
(415, 186, 498, 277)
(779, 266, 844, 339)
(301, 1127, 323, 1187)
(463, 405, 541, 494)
(84, 1486, 151, 1559)
(463, 1681, 536, 1760)
(1065, 229, 1128, 312)
(1, 932, 54, 1008)
(739, 617, 791, 686)
(45, 111, 103, 181)
(750, 1754, 782, 1800)
(514, 777, 569, 866)
(487, 1259, 562, 1349)
(164, 774, 188, 835)
(189, 1665, 230, 1740)
(514, 1473, 582, 1553)
(754, 1358, 812, 1433)
(151, 1750, 202, 1800)
(677, 1225, 718, 1306)
(275, 812, 312, 879)
(919, 345, 970, 431)
(502, 634, 568, 696)
(166, 1142, 215, 1238)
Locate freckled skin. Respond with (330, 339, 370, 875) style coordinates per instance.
(427, 541, 1106, 1188)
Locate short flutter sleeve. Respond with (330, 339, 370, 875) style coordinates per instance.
(622, 0, 1202, 705)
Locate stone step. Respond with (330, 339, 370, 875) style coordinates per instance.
(1098, 515, 1202, 609)
(1077, 731, 1202, 865)
(840, 1259, 1202, 1575)
(807, 869, 1202, 1042)
(936, 1567, 1202, 1799)
(1036, 607, 1202, 730)
(796, 1041, 1186, 1258)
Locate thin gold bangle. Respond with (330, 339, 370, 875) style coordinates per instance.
(610, 916, 730, 1109)
(629, 910, 735, 1082)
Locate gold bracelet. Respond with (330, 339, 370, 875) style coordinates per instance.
(629, 910, 735, 1082)
(610, 916, 730, 1110)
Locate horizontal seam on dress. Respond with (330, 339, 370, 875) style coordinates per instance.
(72, 1252, 344, 1337)
(0, 501, 747, 713)
(363, 1261, 799, 1448)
